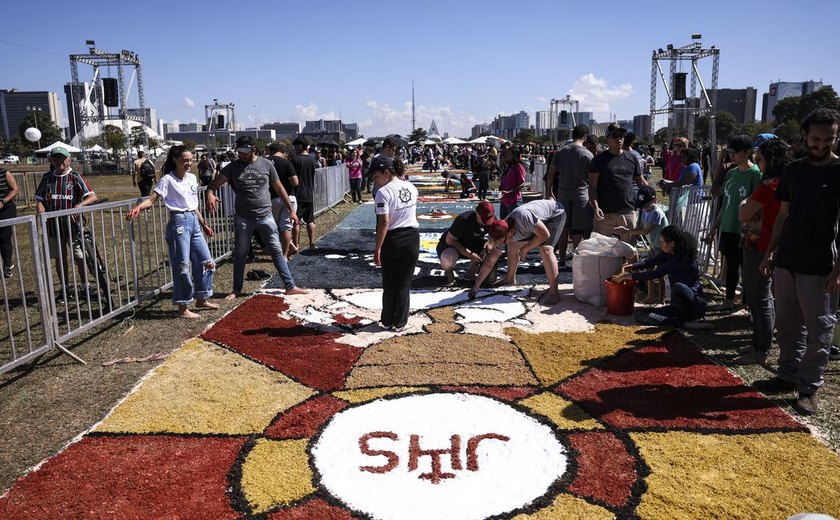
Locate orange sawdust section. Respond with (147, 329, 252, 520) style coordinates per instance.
(519, 391, 604, 430)
(632, 431, 840, 519)
(332, 386, 432, 403)
(240, 439, 315, 515)
(96, 339, 315, 435)
(511, 493, 613, 519)
(507, 323, 666, 387)
(345, 332, 538, 388)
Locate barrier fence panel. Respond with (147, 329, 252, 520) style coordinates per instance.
(667, 185, 721, 282)
(0, 215, 53, 374)
(10, 171, 43, 208)
(530, 161, 548, 196)
(314, 165, 349, 217)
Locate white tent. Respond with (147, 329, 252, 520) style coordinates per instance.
(36, 141, 82, 154)
(85, 144, 106, 153)
(422, 139, 439, 146)
(443, 137, 468, 145)
(468, 136, 489, 144)
(346, 137, 367, 147)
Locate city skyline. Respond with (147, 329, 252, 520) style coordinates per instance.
(1, 0, 837, 138)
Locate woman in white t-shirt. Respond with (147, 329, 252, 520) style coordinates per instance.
(128, 146, 219, 318)
(371, 156, 419, 331)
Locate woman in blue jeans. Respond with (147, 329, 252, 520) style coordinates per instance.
(128, 146, 219, 318)
(614, 225, 710, 329)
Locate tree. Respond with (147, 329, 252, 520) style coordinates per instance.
(147, 137, 160, 152)
(408, 128, 427, 143)
(772, 87, 840, 125)
(18, 112, 62, 150)
(182, 139, 197, 151)
(513, 129, 536, 144)
(103, 125, 126, 156)
(694, 111, 737, 142)
(774, 119, 801, 144)
(739, 120, 774, 137)
(129, 126, 147, 149)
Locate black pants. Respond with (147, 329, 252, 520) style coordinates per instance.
(0, 201, 17, 268)
(381, 227, 419, 328)
(138, 178, 154, 197)
(718, 231, 742, 300)
(477, 173, 489, 199)
(350, 178, 362, 202)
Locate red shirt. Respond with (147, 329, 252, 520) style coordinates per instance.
(500, 163, 526, 206)
(748, 178, 780, 253)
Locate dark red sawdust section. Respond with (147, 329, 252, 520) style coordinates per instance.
(439, 386, 538, 401)
(567, 431, 637, 508)
(201, 294, 363, 391)
(267, 498, 359, 519)
(0, 435, 245, 520)
(265, 395, 349, 439)
(556, 335, 805, 431)
(333, 314, 366, 327)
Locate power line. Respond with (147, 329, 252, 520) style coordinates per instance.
(0, 38, 65, 58)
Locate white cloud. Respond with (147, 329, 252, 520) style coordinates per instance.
(293, 102, 337, 123)
(536, 96, 547, 103)
(360, 99, 486, 138)
(567, 73, 633, 119)
(183, 97, 195, 108)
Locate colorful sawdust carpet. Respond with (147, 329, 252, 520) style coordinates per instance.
(2, 288, 840, 519)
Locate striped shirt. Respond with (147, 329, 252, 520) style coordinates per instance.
(35, 169, 94, 212)
(0, 170, 10, 199)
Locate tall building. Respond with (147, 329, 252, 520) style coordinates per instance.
(126, 108, 158, 131)
(535, 111, 556, 136)
(343, 123, 359, 140)
(304, 119, 342, 133)
(471, 124, 490, 139)
(762, 81, 824, 123)
(491, 111, 529, 139)
(261, 122, 300, 140)
(0, 89, 62, 141)
(704, 88, 757, 124)
(633, 115, 651, 139)
(179, 123, 202, 132)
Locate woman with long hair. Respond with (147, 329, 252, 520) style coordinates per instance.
(614, 225, 710, 329)
(734, 138, 792, 365)
(127, 146, 219, 318)
(347, 148, 364, 203)
(498, 147, 526, 219)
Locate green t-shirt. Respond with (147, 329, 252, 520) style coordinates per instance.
(720, 164, 761, 234)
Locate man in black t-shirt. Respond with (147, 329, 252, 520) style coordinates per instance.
(268, 142, 299, 258)
(290, 137, 319, 250)
(436, 200, 496, 284)
(754, 108, 840, 416)
(589, 123, 647, 243)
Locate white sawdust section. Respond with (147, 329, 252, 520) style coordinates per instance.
(312, 393, 567, 520)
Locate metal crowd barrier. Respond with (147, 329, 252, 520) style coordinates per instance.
(666, 185, 722, 284)
(314, 164, 350, 217)
(0, 184, 236, 374)
(530, 161, 548, 196)
(0, 215, 54, 372)
(10, 171, 44, 208)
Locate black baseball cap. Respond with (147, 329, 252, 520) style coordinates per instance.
(606, 122, 627, 138)
(369, 155, 394, 173)
(235, 135, 255, 150)
(634, 185, 657, 208)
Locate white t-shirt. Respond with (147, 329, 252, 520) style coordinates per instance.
(375, 178, 419, 230)
(154, 171, 199, 212)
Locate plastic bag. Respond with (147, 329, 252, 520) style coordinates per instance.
(572, 253, 623, 306)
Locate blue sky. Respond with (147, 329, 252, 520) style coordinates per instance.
(2, 0, 837, 138)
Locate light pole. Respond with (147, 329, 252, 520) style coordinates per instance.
(26, 106, 43, 148)
(253, 104, 258, 141)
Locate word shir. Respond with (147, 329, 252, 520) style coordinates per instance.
(358, 431, 511, 484)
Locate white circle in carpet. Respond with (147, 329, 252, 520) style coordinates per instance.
(312, 393, 567, 520)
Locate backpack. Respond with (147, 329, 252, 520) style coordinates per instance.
(140, 159, 156, 179)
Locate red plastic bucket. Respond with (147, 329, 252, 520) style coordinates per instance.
(604, 279, 636, 316)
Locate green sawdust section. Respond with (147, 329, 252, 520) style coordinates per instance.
(508, 323, 667, 386)
(632, 430, 840, 518)
(95, 339, 315, 435)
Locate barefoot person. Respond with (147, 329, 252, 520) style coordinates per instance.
(127, 146, 220, 318)
(206, 136, 307, 300)
(471, 199, 566, 305)
(437, 200, 496, 285)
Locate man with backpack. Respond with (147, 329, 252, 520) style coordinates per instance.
(132, 151, 156, 197)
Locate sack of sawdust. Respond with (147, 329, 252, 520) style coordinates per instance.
(572, 253, 623, 307)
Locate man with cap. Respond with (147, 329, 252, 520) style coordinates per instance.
(371, 155, 419, 331)
(589, 122, 648, 243)
(35, 146, 98, 296)
(206, 136, 306, 299)
(290, 136, 319, 251)
(267, 141, 299, 258)
(436, 200, 497, 285)
(470, 199, 566, 305)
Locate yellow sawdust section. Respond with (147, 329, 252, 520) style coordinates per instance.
(240, 438, 314, 515)
(519, 391, 603, 431)
(511, 493, 614, 519)
(507, 323, 665, 387)
(332, 386, 431, 403)
(632, 431, 840, 519)
(96, 339, 315, 435)
(427, 305, 456, 323)
(345, 332, 537, 388)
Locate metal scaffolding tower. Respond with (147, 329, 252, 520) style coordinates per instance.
(69, 41, 146, 171)
(549, 95, 579, 144)
(649, 35, 719, 150)
(205, 99, 236, 150)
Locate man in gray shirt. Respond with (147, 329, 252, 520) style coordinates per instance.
(207, 136, 307, 299)
(546, 124, 593, 261)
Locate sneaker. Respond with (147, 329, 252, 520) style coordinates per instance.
(752, 376, 797, 394)
(733, 351, 768, 366)
(635, 312, 668, 326)
(795, 393, 818, 416)
(391, 325, 406, 333)
(719, 299, 735, 311)
(830, 345, 840, 361)
(684, 320, 714, 331)
(3, 263, 13, 278)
